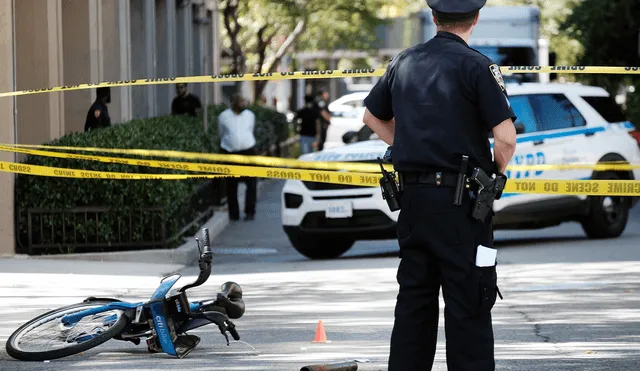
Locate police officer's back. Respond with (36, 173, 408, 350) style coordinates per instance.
(362, 1, 517, 370)
(84, 87, 111, 132)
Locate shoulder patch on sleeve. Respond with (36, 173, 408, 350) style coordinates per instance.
(94, 109, 101, 118)
(489, 64, 506, 91)
(318, 101, 326, 108)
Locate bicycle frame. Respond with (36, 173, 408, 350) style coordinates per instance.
(59, 228, 239, 358)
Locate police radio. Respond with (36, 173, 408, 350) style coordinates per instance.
(378, 148, 400, 212)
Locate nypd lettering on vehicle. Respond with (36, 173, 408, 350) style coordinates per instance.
(506, 151, 545, 179)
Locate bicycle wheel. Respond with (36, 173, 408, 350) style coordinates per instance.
(6, 300, 129, 361)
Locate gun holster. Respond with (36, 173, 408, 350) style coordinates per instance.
(378, 149, 400, 212)
(470, 168, 507, 222)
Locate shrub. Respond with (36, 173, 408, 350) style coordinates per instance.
(16, 104, 289, 254)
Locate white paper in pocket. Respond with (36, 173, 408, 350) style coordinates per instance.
(476, 245, 497, 267)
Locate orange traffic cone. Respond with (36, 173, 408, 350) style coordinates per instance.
(312, 320, 327, 343)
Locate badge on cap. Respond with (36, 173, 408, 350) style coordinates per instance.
(489, 64, 505, 91)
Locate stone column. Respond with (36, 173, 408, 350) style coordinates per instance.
(101, 0, 125, 123)
(155, 0, 177, 115)
(0, 0, 16, 256)
(15, 0, 64, 144)
(61, 0, 93, 134)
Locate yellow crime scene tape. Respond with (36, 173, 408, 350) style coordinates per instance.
(0, 160, 235, 181)
(0, 145, 384, 187)
(3, 143, 388, 173)
(1, 145, 640, 196)
(4, 143, 640, 172)
(0, 66, 639, 98)
(0, 65, 639, 195)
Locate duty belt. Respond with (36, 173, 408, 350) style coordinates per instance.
(398, 171, 464, 188)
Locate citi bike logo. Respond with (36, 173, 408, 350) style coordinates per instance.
(155, 315, 167, 335)
(175, 299, 182, 313)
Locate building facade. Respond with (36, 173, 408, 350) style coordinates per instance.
(0, 0, 226, 256)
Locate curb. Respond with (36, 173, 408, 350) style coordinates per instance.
(20, 179, 274, 267)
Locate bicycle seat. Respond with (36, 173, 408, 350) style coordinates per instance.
(216, 282, 245, 319)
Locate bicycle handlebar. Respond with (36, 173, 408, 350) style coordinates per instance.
(178, 228, 213, 293)
(202, 228, 211, 254)
(228, 326, 240, 341)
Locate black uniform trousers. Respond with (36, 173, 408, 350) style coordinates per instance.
(388, 182, 497, 371)
(221, 146, 257, 220)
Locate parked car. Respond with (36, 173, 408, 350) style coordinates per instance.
(321, 92, 371, 150)
(281, 82, 640, 259)
(327, 91, 370, 117)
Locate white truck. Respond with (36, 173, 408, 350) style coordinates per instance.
(320, 6, 551, 149)
(420, 5, 550, 83)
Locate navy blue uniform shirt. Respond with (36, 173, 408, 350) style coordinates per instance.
(364, 31, 517, 175)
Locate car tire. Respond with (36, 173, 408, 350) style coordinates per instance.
(580, 171, 631, 239)
(288, 235, 355, 259)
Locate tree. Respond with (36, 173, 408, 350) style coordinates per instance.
(562, 0, 640, 95)
(219, 0, 390, 101)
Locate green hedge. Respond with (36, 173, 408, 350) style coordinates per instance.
(16, 104, 289, 254)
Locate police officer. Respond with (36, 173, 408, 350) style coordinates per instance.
(84, 87, 111, 132)
(362, 1, 517, 370)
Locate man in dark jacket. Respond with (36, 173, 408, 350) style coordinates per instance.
(84, 87, 111, 132)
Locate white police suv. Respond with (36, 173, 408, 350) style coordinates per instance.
(281, 83, 640, 259)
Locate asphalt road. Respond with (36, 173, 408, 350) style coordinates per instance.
(1, 180, 639, 371)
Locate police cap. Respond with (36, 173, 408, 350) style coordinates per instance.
(427, 0, 486, 21)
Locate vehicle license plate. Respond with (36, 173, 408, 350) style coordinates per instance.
(325, 201, 353, 219)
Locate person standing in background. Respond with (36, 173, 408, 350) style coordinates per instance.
(217, 94, 258, 221)
(314, 89, 332, 151)
(294, 95, 321, 154)
(172, 83, 202, 117)
(84, 87, 112, 132)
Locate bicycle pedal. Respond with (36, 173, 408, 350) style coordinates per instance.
(175, 334, 200, 358)
(127, 338, 141, 346)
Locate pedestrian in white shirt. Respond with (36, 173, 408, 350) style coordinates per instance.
(217, 94, 258, 221)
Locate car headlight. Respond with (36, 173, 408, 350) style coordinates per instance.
(284, 193, 303, 208)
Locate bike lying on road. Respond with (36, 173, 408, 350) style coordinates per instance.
(6, 228, 245, 361)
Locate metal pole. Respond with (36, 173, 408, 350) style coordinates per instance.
(144, 0, 157, 117)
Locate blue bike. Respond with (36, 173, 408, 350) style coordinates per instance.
(6, 228, 245, 361)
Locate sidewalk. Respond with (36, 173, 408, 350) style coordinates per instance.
(7, 179, 276, 271)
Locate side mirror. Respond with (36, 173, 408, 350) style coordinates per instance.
(342, 130, 357, 144)
(514, 122, 525, 135)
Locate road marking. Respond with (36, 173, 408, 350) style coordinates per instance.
(213, 248, 278, 255)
